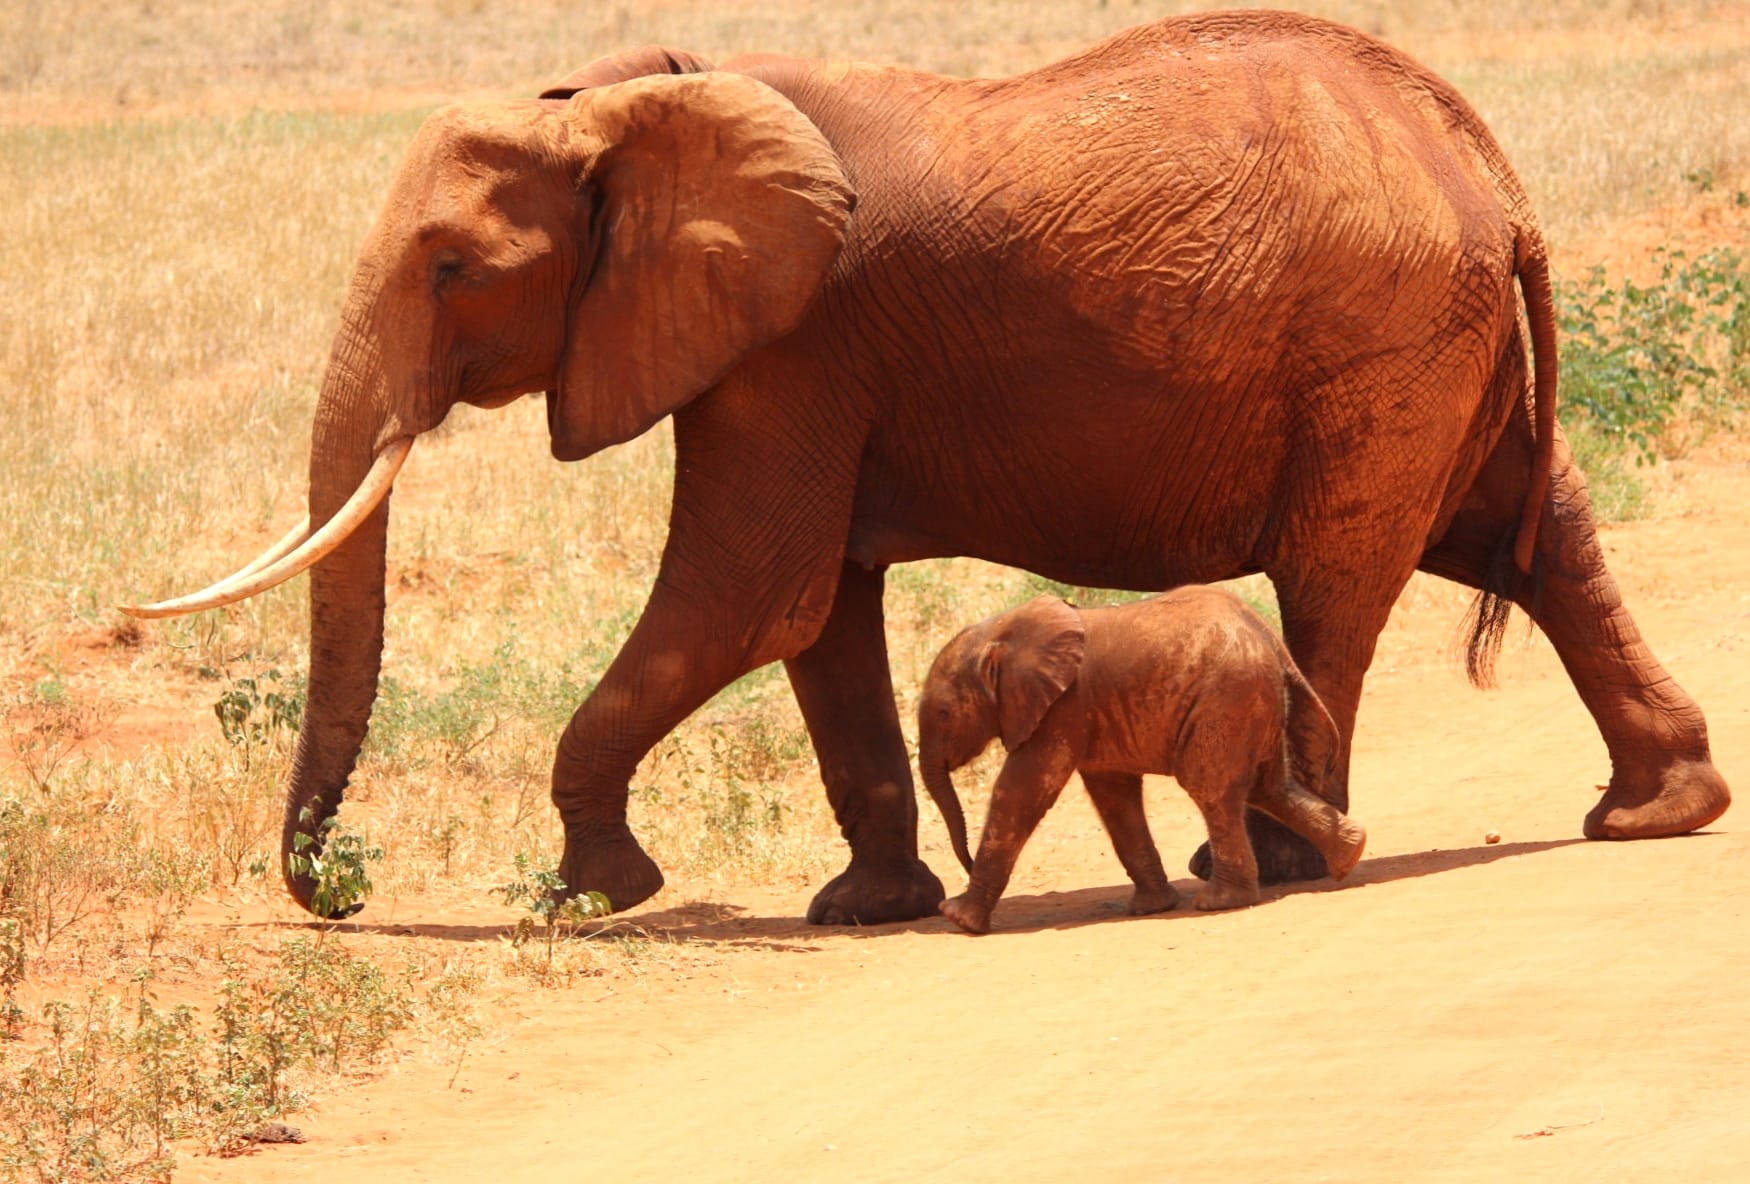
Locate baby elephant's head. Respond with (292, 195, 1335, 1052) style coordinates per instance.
(916, 595, 1086, 871)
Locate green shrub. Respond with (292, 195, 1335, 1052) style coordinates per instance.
(1557, 247, 1750, 471)
(0, 939, 416, 1176)
(212, 668, 303, 750)
(0, 782, 150, 955)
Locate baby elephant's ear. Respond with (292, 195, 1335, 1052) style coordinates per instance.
(994, 596, 1087, 750)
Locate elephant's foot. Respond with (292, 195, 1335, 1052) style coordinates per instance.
(806, 855, 945, 926)
(1127, 881, 1181, 916)
(1584, 755, 1730, 840)
(1193, 877, 1261, 912)
(558, 829, 664, 914)
(1189, 815, 1329, 885)
(938, 892, 992, 935)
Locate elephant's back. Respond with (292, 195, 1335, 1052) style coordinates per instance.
(1079, 589, 1287, 775)
(875, 12, 1523, 420)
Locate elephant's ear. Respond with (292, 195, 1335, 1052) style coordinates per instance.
(537, 46, 716, 100)
(548, 72, 855, 462)
(988, 596, 1087, 751)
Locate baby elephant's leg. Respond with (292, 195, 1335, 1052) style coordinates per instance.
(1081, 771, 1179, 915)
(1249, 776, 1368, 881)
(940, 742, 1075, 934)
(1185, 766, 1263, 911)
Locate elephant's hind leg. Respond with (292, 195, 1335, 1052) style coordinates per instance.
(1189, 528, 1424, 886)
(785, 561, 945, 925)
(1186, 778, 1262, 911)
(1081, 771, 1178, 915)
(1423, 419, 1729, 839)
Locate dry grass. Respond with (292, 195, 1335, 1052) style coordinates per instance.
(0, 1, 1746, 1173)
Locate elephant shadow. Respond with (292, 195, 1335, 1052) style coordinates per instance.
(626, 835, 1593, 943)
(299, 898, 831, 951)
(295, 836, 1598, 946)
(921, 835, 1592, 938)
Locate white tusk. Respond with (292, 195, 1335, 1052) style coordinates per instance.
(224, 515, 313, 585)
(120, 438, 412, 620)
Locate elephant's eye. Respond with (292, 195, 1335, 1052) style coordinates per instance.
(430, 251, 468, 293)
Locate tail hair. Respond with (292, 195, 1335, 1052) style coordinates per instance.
(1461, 530, 1542, 689)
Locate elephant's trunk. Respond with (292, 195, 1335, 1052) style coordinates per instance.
(280, 311, 397, 916)
(919, 739, 974, 875)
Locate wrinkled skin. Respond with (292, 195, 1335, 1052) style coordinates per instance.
(919, 591, 1367, 934)
(268, 12, 1726, 922)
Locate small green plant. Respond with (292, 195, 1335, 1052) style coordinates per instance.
(211, 936, 413, 1137)
(286, 809, 382, 921)
(493, 853, 610, 977)
(168, 742, 279, 887)
(429, 813, 466, 876)
(125, 980, 210, 1174)
(0, 784, 148, 955)
(213, 963, 297, 1122)
(0, 917, 23, 1039)
(136, 850, 204, 961)
(419, 961, 485, 1088)
(275, 937, 412, 1072)
(2, 688, 113, 796)
(212, 669, 303, 753)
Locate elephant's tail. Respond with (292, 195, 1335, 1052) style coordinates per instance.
(1512, 226, 1559, 576)
(1281, 648, 1343, 806)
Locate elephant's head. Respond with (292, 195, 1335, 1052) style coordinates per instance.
(917, 595, 1086, 873)
(123, 68, 856, 914)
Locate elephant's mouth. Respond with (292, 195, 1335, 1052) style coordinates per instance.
(119, 436, 414, 620)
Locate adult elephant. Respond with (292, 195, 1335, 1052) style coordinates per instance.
(126, 12, 1729, 922)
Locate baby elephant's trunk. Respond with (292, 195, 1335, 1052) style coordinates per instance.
(919, 749, 975, 874)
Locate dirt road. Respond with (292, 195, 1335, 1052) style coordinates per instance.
(185, 451, 1750, 1183)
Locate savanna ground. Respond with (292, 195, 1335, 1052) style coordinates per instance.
(2, 1, 1749, 1180)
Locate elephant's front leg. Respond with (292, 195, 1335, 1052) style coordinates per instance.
(940, 736, 1079, 934)
(550, 581, 807, 913)
(785, 561, 944, 925)
(550, 379, 868, 916)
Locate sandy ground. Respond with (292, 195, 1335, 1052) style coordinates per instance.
(165, 445, 1750, 1184)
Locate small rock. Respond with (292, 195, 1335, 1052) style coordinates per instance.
(1484, 831, 1501, 845)
(244, 1121, 306, 1145)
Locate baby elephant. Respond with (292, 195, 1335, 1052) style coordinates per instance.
(918, 587, 1366, 934)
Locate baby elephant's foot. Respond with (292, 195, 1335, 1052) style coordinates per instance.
(1325, 818, 1368, 881)
(1128, 881, 1181, 916)
(939, 893, 992, 934)
(1193, 878, 1261, 911)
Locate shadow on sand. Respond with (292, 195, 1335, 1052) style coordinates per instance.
(263, 833, 1624, 946)
(258, 898, 830, 953)
(932, 835, 1595, 938)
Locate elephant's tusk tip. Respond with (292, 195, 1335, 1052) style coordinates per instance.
(117, 600, 185, 620)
